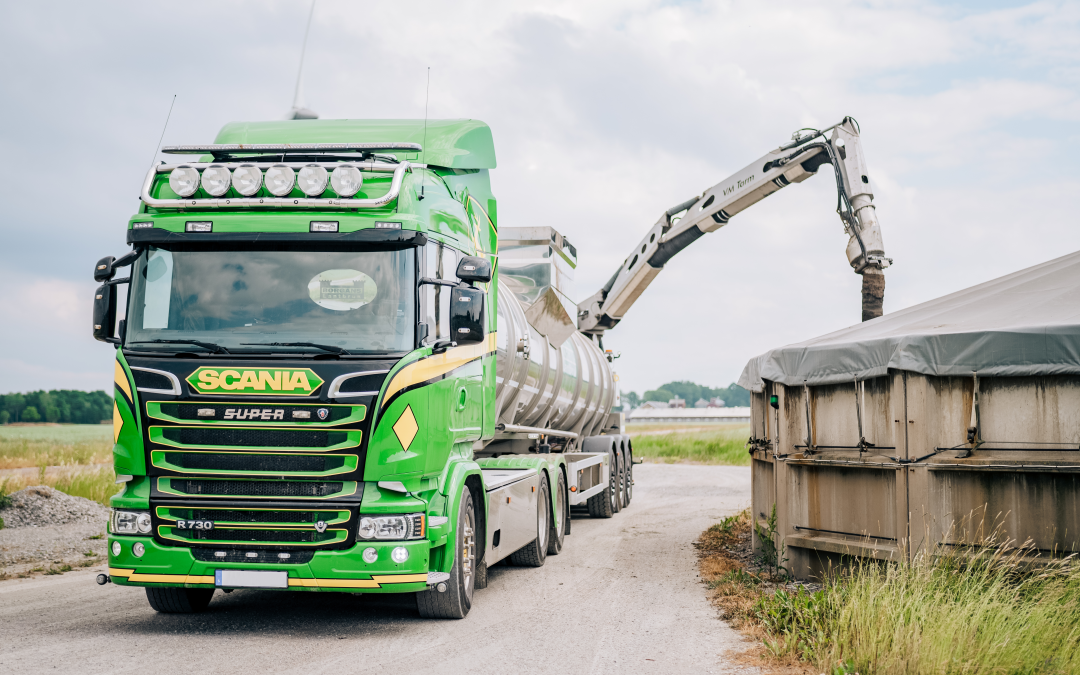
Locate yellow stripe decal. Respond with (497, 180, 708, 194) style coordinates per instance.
(383, 333, 497, 406)
(114, 361, 132, 401)
(111, 567, 427, 588)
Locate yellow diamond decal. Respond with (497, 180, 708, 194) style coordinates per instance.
(392, 405, 419, 450)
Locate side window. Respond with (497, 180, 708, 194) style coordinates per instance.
(422, 243, 459, 342)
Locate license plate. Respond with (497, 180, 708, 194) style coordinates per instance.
(216, 569, 289, 589)
(176, 520, 214, 530)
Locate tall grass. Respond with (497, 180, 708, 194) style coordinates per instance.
(0, 425, 113, 469)
(630, 425, 750, 465)
(757, 543, 1080, 674)
(0, 467, 117, 507)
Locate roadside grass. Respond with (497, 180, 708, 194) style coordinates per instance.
(698, 509, 1080, 674)
(629, 424, 750, 465)
(0, 425, 113, 470)
(0, 466, 118, 507)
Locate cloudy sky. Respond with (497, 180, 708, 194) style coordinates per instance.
(2, 0, 1078, 397)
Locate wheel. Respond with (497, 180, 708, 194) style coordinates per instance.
(417, 488, 476, 619)
(145, 587, 214, 613)
(611, 452, 622, 514)
(617, 451, 630, 509)
(624, 447, 633, 505)
(586, 453, 616, 518)
(547, 470, 567, 555)
(510, 474, 550, 567)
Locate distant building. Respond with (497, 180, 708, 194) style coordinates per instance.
(668, 396, 686, 409)
(627, 407, 751, 424)
(709, 397, 726, 408)
(638, 400, 668, 410)
(693, 398, 709, 408)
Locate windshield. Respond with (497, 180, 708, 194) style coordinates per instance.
(126, 244, 416, 354)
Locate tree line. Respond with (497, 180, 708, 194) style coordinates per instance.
(620, 380, 750, 409)
(0, 390, 113, 425)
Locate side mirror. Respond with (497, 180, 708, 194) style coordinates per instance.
(455, 256, 492, 285)
(450, 285, 485, 345)
(94, 256, 116, 282)
(93, 284, 118, 343)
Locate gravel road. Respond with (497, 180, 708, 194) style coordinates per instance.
(0, 464, 756, 675)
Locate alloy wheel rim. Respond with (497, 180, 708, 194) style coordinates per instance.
(462, 506, 475, 591)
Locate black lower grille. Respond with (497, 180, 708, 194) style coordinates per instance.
(161, 427, 347, 448)
(191, 548, 315, 564)
(167, 453, 347, 473)
(169, 479, 344, 497)
(188, 528, 335, 543)
(176, 509, 339, 524)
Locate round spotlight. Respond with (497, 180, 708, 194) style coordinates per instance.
(358, 517, 375, 539)
(264, 165, 295, 197)
(169, 166, 200, 198)
(390, 546, 409, 564)
(233, 165, 262, 196)
(202, 165, 231, 197)
(136, 512, 152, 534)
(297, 164, 329, 197)
(330, 165, 363, 197)
(132, 542, 146, 558)
(362, 547, 378, 564)
(110, 541, 121, 557)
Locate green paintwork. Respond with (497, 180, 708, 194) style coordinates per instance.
(148, 427, 363, 453)
(150, 450, 360, 478)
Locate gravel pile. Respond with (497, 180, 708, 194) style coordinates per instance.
(0, 486, 109, 529)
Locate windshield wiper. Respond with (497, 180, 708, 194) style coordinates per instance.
(129, 339, 231, 354)
(241, 342, 352, 355)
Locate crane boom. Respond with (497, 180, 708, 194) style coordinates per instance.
(577, 117, 891, 337)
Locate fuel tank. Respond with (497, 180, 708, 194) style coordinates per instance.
(493, 228, 616, 439)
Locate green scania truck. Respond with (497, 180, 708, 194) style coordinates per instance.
(94, 119, 630, 618)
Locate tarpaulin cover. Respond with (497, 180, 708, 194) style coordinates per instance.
(739, 250, 1080, 392)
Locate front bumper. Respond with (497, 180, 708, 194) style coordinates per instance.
(107, 535, 432, 593)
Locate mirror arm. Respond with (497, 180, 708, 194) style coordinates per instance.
(419, 277, 459, 288)
(431, 339, 457, 354)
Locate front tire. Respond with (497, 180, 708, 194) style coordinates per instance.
(417, 488, 476, 619)
(145, 587, 214, 613)
(510, 474, 550, 567)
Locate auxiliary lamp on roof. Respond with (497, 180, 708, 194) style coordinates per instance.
(169, 166, 200, 198)
(232, 165, 262, 196)
(264, 165, 295, 197)
(201, 165, 231, 197)
(297, 164, 329, 197)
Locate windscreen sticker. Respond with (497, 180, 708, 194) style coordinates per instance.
(308, 269, 377, 311)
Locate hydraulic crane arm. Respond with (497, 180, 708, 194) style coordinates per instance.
(577, 117, 892, 337)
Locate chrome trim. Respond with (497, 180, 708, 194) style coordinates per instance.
(495, 423, 579, 439)
(161, 142, 422, 155)
(129, 366, 182, 395)
(140, 162, 412, 210)
(327, 370, 390, 399)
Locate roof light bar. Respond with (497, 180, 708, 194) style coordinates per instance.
(161, 142, 423, 155)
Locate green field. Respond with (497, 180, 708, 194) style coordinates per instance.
(0, 425, 116, 506)
(628, 424, 751, 465)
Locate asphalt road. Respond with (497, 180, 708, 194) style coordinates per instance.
(0, 464, 756, 675)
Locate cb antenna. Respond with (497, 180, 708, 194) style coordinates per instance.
(146, 95, 177, 176)
(288, 1, 318, 120)
(420, 67, 430, 200)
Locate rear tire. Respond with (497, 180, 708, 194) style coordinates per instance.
(587, 454, 617, 518)
(145, 587, 214, 614)
(417, 488, 476, 619)
(547, 470, 567, 555)
(618, 450, 630, 509)
(510, 474, 550, 567)
(624, 448, 633, 505)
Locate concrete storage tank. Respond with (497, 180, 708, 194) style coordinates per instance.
(740, 250, 1080, 579)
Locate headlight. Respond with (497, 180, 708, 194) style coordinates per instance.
(169, 166, 200, 198)
(330, 165, 363, 197)
(357, 514, 424, 540)
(201, 164, 231, 197)
(297, 164, 328, 196)
(110, 509, 152, 535)
(264, 164, 295, 197)
(232, 165, 262, 196)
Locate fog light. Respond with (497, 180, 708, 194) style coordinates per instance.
(391, 546, 409, 564)
(136, 512, 152, 534)
(265, 165, 295, 197)
(362, 547, 378, 564)
(330, 165, 363, 197)
(132, 542, 145, 558)
(169, 166, 200, 197)
(297, 164, 329, 196)
(202, 165, 231, 197)
(111, 541, 121, 556)
(233, 165, 262, 196)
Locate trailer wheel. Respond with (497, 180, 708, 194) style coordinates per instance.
(510, 474, 550, 567)
(145, 587, 214, 614)
(547, 470, 567, 555)
(586, 454, 616, 518)
(611, 451, 622, 514)
(618, 449, 631, 509)
(417, 488, 476, 619)
(624, 449, 633, 505)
